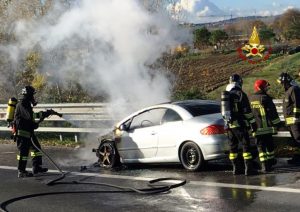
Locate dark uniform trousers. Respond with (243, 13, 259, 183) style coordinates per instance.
(289, 124, 300, 152)
(228, 127, 252, 159)
(255, 134, 275, 162)
(17, 134, 42, 172)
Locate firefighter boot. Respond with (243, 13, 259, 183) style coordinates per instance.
(231, 159, 244, 175)
(18, 170, 33, 178)
(244, 160, 259, 176)
(260, 161, 273, 173)
(33, 166, 48, 175)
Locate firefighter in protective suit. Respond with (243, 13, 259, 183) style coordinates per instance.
(15, 86, 48, 178)
(250, 80, 281, 172)
(225, 74, 258, 176)
(277, 72, 300, 164)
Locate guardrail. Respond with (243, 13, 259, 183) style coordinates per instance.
(0, 103, 113, 142)
(0, 99, 292, 141)
(268, 99, 292, 138)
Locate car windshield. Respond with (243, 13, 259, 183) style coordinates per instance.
(174, 101, 220, 117)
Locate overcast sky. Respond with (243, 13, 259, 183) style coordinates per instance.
(169, 0, 300, 23)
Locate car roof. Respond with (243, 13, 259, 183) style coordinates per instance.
(115, 99, 220, 127)
(170, 99, 220, 106)
(154, 99, 220, 108)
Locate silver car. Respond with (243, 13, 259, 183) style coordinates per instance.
(94, 100, 229, 171)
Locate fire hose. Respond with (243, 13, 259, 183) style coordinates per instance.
(0, 133, 186, 212)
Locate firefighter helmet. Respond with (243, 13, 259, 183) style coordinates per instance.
(21, 85, 36, 97)
(229, 74, 243, 87)
(277, 72, 293, 84)
(254, 79, 270, 92)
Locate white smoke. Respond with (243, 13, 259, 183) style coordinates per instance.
(2, 0, 190, 165)
(9, 0, 189, 116)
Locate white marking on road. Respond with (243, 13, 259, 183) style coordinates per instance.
(1, 165, 300, 193)
(2, 152, 15, 154)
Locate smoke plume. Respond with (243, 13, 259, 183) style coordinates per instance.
(11, 0, 187, 114)
(1, 0, 190, 164)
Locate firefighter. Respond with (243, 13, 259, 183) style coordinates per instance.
(15, 86, 48, 178)
(224, 74, 258, 176)
(250, 80, 281, 172)
(277, 72, 300, 164)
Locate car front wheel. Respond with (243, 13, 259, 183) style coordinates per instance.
(96, 141, 120, 168)
(180, 141, 204, 171)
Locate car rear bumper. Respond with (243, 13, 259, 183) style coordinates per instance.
(197, 135, 230, 161)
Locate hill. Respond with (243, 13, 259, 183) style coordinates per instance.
(164, 51, 274, 97)
(207, 52, 300, 100)
(163, 51, 300, 100)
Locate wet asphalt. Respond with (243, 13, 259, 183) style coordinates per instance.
(1, 143, 300, 212)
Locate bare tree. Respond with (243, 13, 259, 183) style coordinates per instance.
(273, 9, 300, 40)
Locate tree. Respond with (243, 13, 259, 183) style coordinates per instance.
(193, 27, 211, 49)
(209, 29, 228, 50)
(250, 20, 267, 30)
(274, 9, 300, 40)
(15, 51, 47, 100)
(259, 27, 276, 43)
(224, 24, 238, 37)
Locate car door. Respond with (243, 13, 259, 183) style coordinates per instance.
(156, 109, 183, 159)
(117, 108, 166, 160)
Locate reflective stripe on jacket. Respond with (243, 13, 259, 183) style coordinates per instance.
(228, 86, 256, 129)
(283, 85, 300, 125)
(250, 91, 280, 136)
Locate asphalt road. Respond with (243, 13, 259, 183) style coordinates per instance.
(1, 143, 300, 212)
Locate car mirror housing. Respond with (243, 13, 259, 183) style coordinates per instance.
(119, 124, 127, 131)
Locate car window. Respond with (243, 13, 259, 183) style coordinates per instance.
(179, 103, 220, 117)
(129, 108, 167, 130)
(161, 109, 182, 124)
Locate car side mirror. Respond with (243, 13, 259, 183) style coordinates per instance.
(119, 124, 127, 131)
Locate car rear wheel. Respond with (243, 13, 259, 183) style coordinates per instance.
(180, 141, 204, 171)
(96, 141, 120, 168)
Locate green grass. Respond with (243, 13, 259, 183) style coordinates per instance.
(0, 138, 81, 148)
(208, 53, 300, 100)
(0, 131, 84, 148)
(176, 52, 210, 61)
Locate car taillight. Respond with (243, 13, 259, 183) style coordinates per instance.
(200, 125, 225, 135)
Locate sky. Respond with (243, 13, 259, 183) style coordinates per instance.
(211, 0, 300, 16)
(169, 0, 300, 23)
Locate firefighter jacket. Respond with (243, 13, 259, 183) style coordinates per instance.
(283, 85, 300, 126)
(228, 86, 256, 129)
(14, 98, 42, 138)
(250, 90, 281, 136)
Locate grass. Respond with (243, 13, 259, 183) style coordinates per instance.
(207, 52, 300, 100)
(0, 138, 81, 148)
(0, 131, 83, 148)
